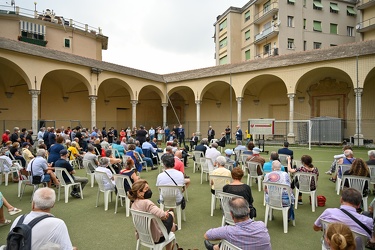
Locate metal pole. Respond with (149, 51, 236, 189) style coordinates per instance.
(230, 72, 232, 143)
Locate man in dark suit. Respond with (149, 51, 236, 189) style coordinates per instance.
(194, 138, 209, 155)
(207, 126, 215, 142)
(217, 132, 226, 147)
(189, 133, 198, 151)
(278, 141, 293, 159)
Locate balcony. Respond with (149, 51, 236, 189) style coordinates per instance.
(255, 47, 279, 59)
(254, 25, 279, 44)
(357, 0, 375, 10)
(356, 17, 375, 32)
(254, 1, 279, 24)
(18, 36, 47, 47)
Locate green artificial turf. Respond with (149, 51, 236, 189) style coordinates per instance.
(0, 145, 372, 249)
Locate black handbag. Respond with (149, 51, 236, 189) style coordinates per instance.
(250, 205, 257, 218)
(30, 159, 42, 184)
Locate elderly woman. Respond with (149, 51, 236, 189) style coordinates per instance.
(129, 179, 177, 250)
(10, 142, 26, 167)
(343, 158, 370, 196)
(120, 158, 139, 192)
(210, 156, 231, 194)
(223, 167, 254, 217)
(95, 157, 115, 190)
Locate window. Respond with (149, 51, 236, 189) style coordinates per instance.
(313, 20, 322, 32)
(219, 37, 227, 48)
(20, 21, 45, 41)
(313, 42, 321, 49)
(264, 21, 272, 30)
(287, 0, 295, 5)
(219, 55, 228, 65)
(303, 19, 306, 29)
(288, 38, 294, 49)
(244, 11, 250, 22)
(264, 43, 271, 55)
(347, 6, 356, 16)
(287, 16, 294, 27)
(245, 30, 250, 41)
(245, 49, 250, 60)
(330, 3, 339, 13)
(263, 1, 271, 14)
(219, 19, 227, 31)
(347, 26, 354, 37)
(64, 38, 71, 48)
(330, 23, 338, 34)
(313, 0, 323, 10)
(304, 41, 307, 51)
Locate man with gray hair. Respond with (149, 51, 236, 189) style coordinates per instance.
(204, 197, 271, 250)
(27, 149, 60, 187)
(367, 150, 375, 166)
(10, 187, 77, 250)
(206, 143, 221, 169)
(83, 144, 99, 169)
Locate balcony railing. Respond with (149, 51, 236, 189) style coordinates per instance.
(254, 1, 279, 24)
(0, 4, 103, 35)
(255, 47, 279, 59)
(356, 16, 375, 32)
(357, 0, 375, 10)
(254, 25, 279, 43)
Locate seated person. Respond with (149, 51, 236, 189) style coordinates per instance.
(126, 144, 143, 172)
(343, 158, 369, 197)
(217, 132, 226, 148)
(263, 151, 285, 174)
(120, 158, 139, 192)
(105, 149, 122, 174)
(93, 138, 102, 156)
(224, 149, 236, 168)
(0, 191, 22, 226)
(27, 149, 60, 188)
(95, 157, 115, 190)
(242, 141, 254, 155)
(135, 141, 156, 170)
(83, 144, 99, 172)
(9, 142, 26, 168)
(246, 147, 265, 176)
(325, 223, 356, 250)
(111, 140, 126, 158)
(210, 156, 231, 194)
(189, 133, 198, 151)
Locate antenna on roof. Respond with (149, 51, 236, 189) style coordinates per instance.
(11, 0, 15, 6)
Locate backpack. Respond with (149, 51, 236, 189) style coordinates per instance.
(6, 214, 53, 250)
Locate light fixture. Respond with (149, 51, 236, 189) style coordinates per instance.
(216, 101, 221, 108)
(253, 99, 260, 105)
(298, 96, 305, 103)
(62, 96, 69, 102)
(91, 67, 102, 74)
(5, 92, 14, 98)
(104, 99, 110, 105)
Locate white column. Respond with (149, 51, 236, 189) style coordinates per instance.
(195, 100, 201, 138)
(131, 100, 138, 129)
(236, 97, 243, 126)
(89, 95, 97, 130)
(354, 88, 364, 145)
(29, 90, 40, 135)
(288, 93, 295, 138)
(162, 103, 168, 127)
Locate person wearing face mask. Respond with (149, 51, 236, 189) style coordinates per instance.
(129, 179, 178, 250)
(54, 149, 88, 198)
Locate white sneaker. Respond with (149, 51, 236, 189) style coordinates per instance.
(325, 170, 332, 175)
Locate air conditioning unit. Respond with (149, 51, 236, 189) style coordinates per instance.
(356, 24, 361, 30)
(273, 14, 278, 20)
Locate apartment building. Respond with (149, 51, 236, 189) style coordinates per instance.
(0, 5, 108, 60)
(214, 0, 359, 65)
(357, 0, 375, 41)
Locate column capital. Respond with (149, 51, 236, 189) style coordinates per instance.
(130, 100, 138, 105)
(354, 88, 364, 95)
(29, 89, 41, 96)
(89, 95, 98, 101)
(195, 100, 202, 105)
(162, 103, 168, 107)
(287, 93, 295, 99)
(236, 97, 243, 103)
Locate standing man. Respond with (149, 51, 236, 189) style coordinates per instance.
(204, 197, 271, 250)
(225, 125, 231, 144)
(10, 187, 77, 250)
(37, 127, 45, 141)
(148, 126, 155, 141)
(208, 126, 215, 142)
(234, 125, 243, 146)
(178, 124, 185, 147)
(136, 125, 147, 146)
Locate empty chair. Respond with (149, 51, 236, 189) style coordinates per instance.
(94, 171, 115, 211)
(263, 182, 295, 233)
(192, 151, 204, 173)
(342, 176, 370, 212)
(201, 158, 215, 184)
(278, 154, 289, 167)
(0, 159, 12, 186)
(220, 240, 242, 250)
(210, 175, 232, 216)
(216, 191, 242, 226)
(83, 159, 96, 188)
(157, 185, 186, 230)
(54, 167, 83, 203)
(368, 165, 375, 194)
(130, 209, 176, 250)
(246, 161, 263, 192)
(114, 174, 132, 217)
(293, 172, 318, 212)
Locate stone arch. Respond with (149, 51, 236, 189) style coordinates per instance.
(137, 85, 165, 128)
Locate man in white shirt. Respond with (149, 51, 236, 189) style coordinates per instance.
(10, 187, 76, 250)
(205, 143, 221, 169)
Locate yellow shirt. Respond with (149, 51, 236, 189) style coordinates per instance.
(68, 146, 79, 160)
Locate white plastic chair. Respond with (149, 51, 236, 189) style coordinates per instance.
(294, 172, 318, 212)
(19, 171, 47, 202)
(220, 240, 242, 250)
(278, 154, 289, 166)
(157, 185, 186, 230)
(210, 175, 232, 216)
(94, 171, 115, 211)
(240, 154, 249, 174)
(134, 151, 148, 172)
(111, 148, 120, 158)
(121, 155, 131, 165)
(201, 157, 215, 184)
(216, 191, 242, 226)
(83, 159, 96, 188)
(342, 176, 370, 212)
(0, 158, 12, 186)
(114, 174, 132, 217)
(336, 164, 351, 195)
(263, 182, 295, 233)
(246, 161, 263, 191)
(130, 209, 176, 250)
(54, 167, 83, 203)
(157, 152, 164, 172)
(193, 151, 204, 173)
(368, 165, 375, 193)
